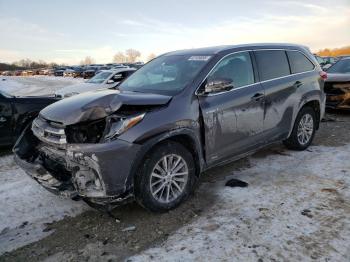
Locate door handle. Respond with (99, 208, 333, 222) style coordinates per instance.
(251, 93, 264, 101)
(293, 81, 303, 88)
(0, 116, 7, 123)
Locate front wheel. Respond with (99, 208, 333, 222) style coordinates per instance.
(134, 141, 196, 212)
(283, 107, 316, 150)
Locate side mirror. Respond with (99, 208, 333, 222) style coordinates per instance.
(106, 79, 115, 84)
(203, 78, 234, 94)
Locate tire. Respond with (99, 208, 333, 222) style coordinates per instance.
(134, 141, 196, 212)
(283, 106, 316, 150)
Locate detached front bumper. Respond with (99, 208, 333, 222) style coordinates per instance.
(14, 128, 142, 206)
(14, 155, 79, 199)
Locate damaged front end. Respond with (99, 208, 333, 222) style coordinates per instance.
(324, 81, 350, 109)
(13, 90, 171, 208)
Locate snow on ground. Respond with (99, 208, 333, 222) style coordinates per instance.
(0, 154, 88, 254)
(130, 144, 350, 262)
(0, 76, 83, 96)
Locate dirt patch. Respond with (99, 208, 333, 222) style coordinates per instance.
(1, 185, 216, 261)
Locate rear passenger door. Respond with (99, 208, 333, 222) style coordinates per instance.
(254, 50, 296, 141)
(198, 51, 265, 164)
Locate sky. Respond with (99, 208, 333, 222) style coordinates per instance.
(0, 0, 349, 65)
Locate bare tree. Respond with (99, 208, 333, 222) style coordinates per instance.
(147, 53, 157, 62)
(80, 56, 95, 65)
(125, 49, 141, 63)
(113, 52, 127, 63)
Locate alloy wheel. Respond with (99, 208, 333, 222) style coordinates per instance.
(150, 154, 189, 204)
(297, 113, 314, 145)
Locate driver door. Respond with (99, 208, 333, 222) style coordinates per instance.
(197, 51, 265, 164)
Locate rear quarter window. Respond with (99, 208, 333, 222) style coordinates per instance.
(287, 51, 315, 74)
(255, 50, 290, 81)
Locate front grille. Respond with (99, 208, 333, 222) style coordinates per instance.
(32, 116, 67, 145)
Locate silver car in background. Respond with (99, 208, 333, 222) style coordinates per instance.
(55, 68, 136, 98)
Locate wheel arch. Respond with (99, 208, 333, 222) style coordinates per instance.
(288, 99, 321, 138)
(128, 129, 205, 191)
(299, 100, 321, 129)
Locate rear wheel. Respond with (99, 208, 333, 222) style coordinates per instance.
(134, 141, 196, 212)
(283, 107, 316, 150)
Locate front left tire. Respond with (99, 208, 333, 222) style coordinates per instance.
(134, 141, 196, 212)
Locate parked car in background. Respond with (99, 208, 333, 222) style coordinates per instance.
(14, 70, 22, 76)
(337, 55, 350, 60)
(63, 67, 85, 77)
(47, 69, 55, 76)
(95, 66, 111, 74)
(82, 66, 98, 79)
(324, 57, 350, 110)
(131, 63, 144, 69)
(72, 67, 85, 78)
(1, 71, 12, 76)
(0, 90, 57, 146)
(54, 67, 67, 76)
(111, 65, 129, 70)
(314, 54, 325, 65)
(55, 68, 136, 98)
(15, 43, 326, 212)
(323, 56, 337, 65)
(314, 55, 336, 70)
(63, 68, 75, 77)
(39, 68, 50, 75)
(22, 70, 35, 76)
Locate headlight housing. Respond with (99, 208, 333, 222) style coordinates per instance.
(104, 113, 145, 140)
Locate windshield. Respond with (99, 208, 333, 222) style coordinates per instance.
(327, 59, 350, 74)
(87, 71, 112, 84)
(119, 54, 211, 95)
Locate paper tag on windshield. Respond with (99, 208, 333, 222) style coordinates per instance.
(188, 56, 211, 61)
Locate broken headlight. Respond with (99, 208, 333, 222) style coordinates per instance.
(104, 113, 145, 140)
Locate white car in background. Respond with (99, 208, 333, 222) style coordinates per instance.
(55, 68, 136, 98)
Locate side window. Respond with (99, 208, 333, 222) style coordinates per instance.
(112, 71, 129, 81)
(207, 52, 255, 88)
(287, 51, 315, 74)
(255, 50, 290, 81)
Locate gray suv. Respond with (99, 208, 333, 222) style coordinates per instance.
(14, 44, 326, 212)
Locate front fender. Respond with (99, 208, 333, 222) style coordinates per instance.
(126, 127, 205, 190)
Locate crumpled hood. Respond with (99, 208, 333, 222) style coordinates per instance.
(40, 89, 172, 125)
(326, 73, 350, 82)
(54, 83, 99, 96)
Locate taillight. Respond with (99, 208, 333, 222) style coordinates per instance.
(320, 71, 327, 80)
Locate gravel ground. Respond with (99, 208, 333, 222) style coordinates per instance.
(0, 77, 349, 261)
